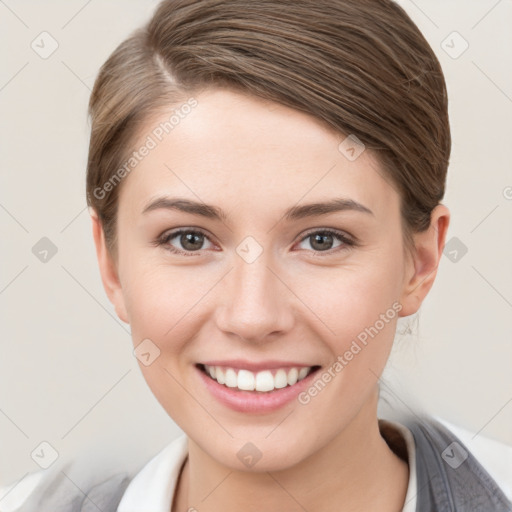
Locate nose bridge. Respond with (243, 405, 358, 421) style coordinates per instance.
(216, 249, 292, 342)
(234, 253, 274, 304)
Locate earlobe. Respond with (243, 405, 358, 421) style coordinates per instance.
(90, 208, 130, 324)
(399, 204, 450, 317)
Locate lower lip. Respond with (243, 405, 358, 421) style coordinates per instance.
(196, 365, 320, 413)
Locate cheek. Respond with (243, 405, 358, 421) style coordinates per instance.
(121, 257, 218, 362)
(299, 255, 404, 347)
(294, 248, 406, 401)
(294, 266, 403, 432)
(120, 263, 205, 428)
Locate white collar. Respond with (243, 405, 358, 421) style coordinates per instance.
(117, 433, 188, 512)
(383, 420, 418, 512)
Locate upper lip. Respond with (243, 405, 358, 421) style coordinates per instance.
(199, 359, 318, 372)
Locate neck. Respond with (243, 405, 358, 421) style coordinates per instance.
(172, 390, 409, 512)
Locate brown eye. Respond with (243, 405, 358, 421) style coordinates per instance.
(297, 229, 354, 254)
(179, 232, 205, 251)
(309, 233, 335, 251)
(158, 229, 214, 255)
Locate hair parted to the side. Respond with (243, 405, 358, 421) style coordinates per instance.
(86, 0, 450, 260)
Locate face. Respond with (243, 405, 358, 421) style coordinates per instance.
(94, 88, 442, 472)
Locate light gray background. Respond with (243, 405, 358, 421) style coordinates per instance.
(1, 0, 511, 489)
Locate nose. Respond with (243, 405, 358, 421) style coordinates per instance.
(214, 253, 295, 344)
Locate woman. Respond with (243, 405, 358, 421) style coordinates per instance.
(9, 0, 512, 510)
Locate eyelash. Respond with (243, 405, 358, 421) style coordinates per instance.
(154, 228, 356, 257)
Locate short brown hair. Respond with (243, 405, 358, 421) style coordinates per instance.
(86, 0, 450, 258)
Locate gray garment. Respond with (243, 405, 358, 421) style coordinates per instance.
(18, 469, 132, 512)
(19, 416, 512, 511)
(404, 416, 512, 511)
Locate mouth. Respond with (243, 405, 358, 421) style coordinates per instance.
(196, 361, 321, 413)
(196, 363, 321, 393)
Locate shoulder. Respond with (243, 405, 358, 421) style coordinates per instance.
(0, 434, 188, 512)
(404, 415, 512, 511)
(0, 461, 133, 512)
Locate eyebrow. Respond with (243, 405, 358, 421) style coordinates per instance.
(141, 196, 374, 221)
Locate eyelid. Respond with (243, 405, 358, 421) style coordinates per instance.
(298, 227, 355, 244)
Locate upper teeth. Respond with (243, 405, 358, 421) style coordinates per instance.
(204, 365, 312, 392)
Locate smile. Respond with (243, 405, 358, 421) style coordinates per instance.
(200, 364, 318, 392)
(195, 361, 322, 413)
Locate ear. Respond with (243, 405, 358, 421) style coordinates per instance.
(399, 204, 450, 317)
(90, 208, 130, 324)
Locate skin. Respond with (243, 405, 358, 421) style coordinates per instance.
(91, 88, 449, 511)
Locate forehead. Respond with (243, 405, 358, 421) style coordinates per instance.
(117, 88, 399, 221)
